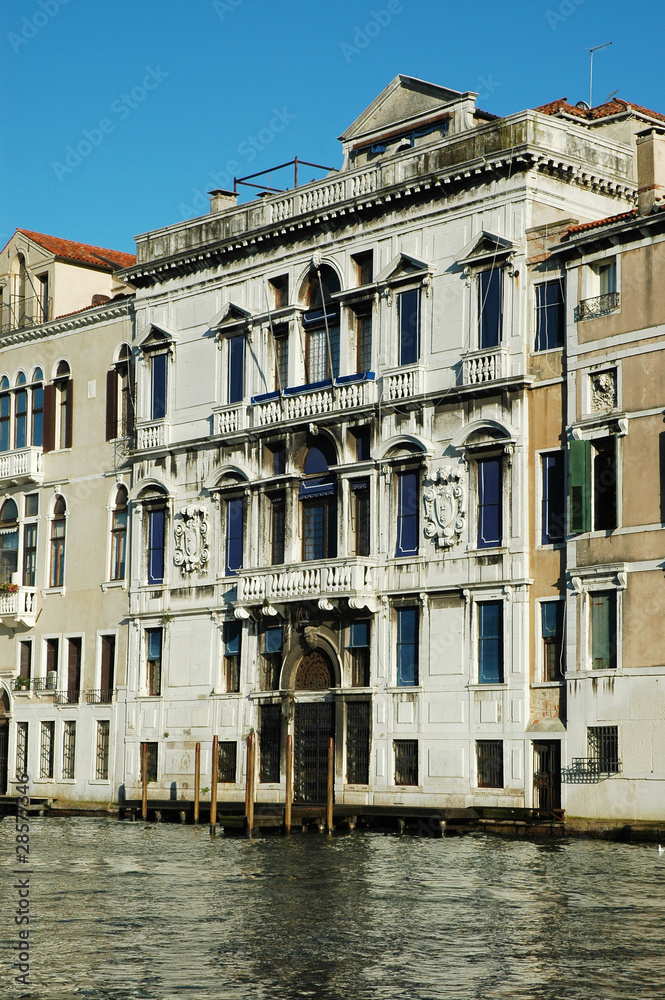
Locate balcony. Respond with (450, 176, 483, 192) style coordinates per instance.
(55, 688, 80, 705)
(0, 447, 44, 486)
(135, 420, 169, 451)
(251, 374, 376, 428)
(381, 366, 425, 401)
(0, 294, 53, 334)
(86, 689, 115, 704)
(213, 403, 247, 435)
(575, 292, 620, 321)
(462, 347, 510, 386)
(236, 558, 376, 609)
(0, 586, 37, 627)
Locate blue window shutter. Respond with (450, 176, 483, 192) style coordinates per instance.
(542, 452, 565, 544)
(225, 621, 241, 657)
(397, 607, 419, 686)
(228, 337, 245, 404)
(151, 353, 167, 419)
(225, 498, 244, 576)
(147, 509, 165, 584)
(478, 601, 503, 683)
(396, 471, 419, 556)
(349, 622, 370, 648)
(541, 601, 564, 638)
(478, 459, 502, 548)
(146, 628, 162, 660)
(398, 289, 420, 366)
(264, 627, 283, 654)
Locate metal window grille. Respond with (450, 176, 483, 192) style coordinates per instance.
(477, 740, 504, 788)
(40, 721, 54, 778)
(346, 702, 370, 784)
(588, 726, 620, 774)
(217, 741, 237, 783)
(141, 742, 158, 783)
(15, 721, 28, 777)
(62, 721, 76, 780)
(394, 739, 418, 786)
(259, 704, 281, 783)
(96, 721, 110, 780)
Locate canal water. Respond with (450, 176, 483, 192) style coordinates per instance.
(1, 817, 664, 999)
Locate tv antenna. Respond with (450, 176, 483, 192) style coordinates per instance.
(589, 42, 612, 108)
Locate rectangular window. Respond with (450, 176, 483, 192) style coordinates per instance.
(146, 628, 162, 696)
(477, 740, 504, 788)
(588, 725, 619, 774)
(259, 704, 281, 783)
(38, 273, 49, 322)
(15, 390, 27, 449)
(16, 721, 28, 777)
(141, 741, 158, 783)
(598, 260, 617, 296)
(590, 591, 617, 670)
(352, 479, 370, 557)
(542, 452, 565, 544)
(478, 601, 503, 684)
(217, 741, 238, 783)
(396, 470, 418, 557)
(477, 458, 502, 548)
(542, 601, 564, 681)
(394, 739, 418, 786)
(19, 641, 31, 682)
(396, 607, 419, 686)
(223, 621, 241, 692)
(31, 383, 43, 447)
(56, 378, 71, 450)
(261, 627, 282, 691)
(535, 280, 565, 352)
(479, 268, 503, 348)
(269, 274, 289, 308)
(356, 310, 372, 372)
(50, 516, 65, 587)
(224, 497, 244, 576)
(398, 289, 420, 366)
(347, 621, 370, 687)
(303, 499, 337, 561)
(569, 438, 617, 533)
(228, 336, 245, 403)
(40, 721, 55, 778)
(352, 250, 373, 286)
(274, 327, 288, 390)
(100, 634, 116, 700)
(346, 702, 370, 784)
(151, 353, 167, 420)
(66, 637, 81, 703)
(22, 522, 37, 587)
(0, 393, 9, 452)
(62, 720, 76, 779)
(96, 720, 110, 780)
(45, 638, 59, 689)
(269, 493, 285, 566)
(111, 507, 127, 580)
(352, 426, 370, 462)
(147, 508, 165, 584)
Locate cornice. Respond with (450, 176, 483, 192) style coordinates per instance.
(0, 298, 134, 347)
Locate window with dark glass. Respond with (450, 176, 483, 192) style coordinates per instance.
(14, 373, 27, 449)
(303, 265, 341, 383)
(0, 499, 19, 585)
(223, 621, 241, 692)
(355, 307, 372, 372)
(542, 452, 565, 544)
(141, 741, 158, 782)
(106, 345, 134, 441)
(347, 621, 370, 687)
(96, 720, 110, 780)
(591, 591, 617, 670)
(478, 601, 503, 684)
(352, 426, 370, 461)
(569, 437, 617, 534)
(40, 720, 55, 779)
(218, 741, 238, 783)
(50, 495, 66, 587)
(269, 492, 285, 566)
(479, 268, 503, 348)
(269, 274, 289, 308)
(100, 634, 115, 700)
(261, 627, 282, 690)
(346, 702, 370, 784)
(62, 720, 76, 779)
(111, 487, 128, 580)
(477, 740, 503, 787)
(16, 721, 28, 777)
(396, 470, 418, 557)
(352, 479, 370, 556)
(352, 250, 373, 286)
(38, 273, 49, 322)
(22, 522, 37, 587)
(398, 289, 420, 366)
(151, 352, 167, 420)
(19, 641, 31, 683)
(45, 638, 59, 689)
(31, 368, 43, 447)
(259, 704, 281, 783)
(396, 607, 418, 686)
(0, 378, 9, 452)
(542, 601, 564, 681)
(477, 458, 502, 548)
(394, 739, 418, 785)
(535, 280, 565, 352)
(146, 628, 162, 696)
(273, 326, 288, 390)
(224, 497, 244, 576)
(228, 336, 245, 404)
(300, 440, 337, 561)
(147, 506, 165, 585)
(588, 726, 619, 774)
(45, 360, 73, 451)
(66, 637, 81, 702)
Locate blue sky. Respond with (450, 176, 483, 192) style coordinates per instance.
(2, 0, 662, 254)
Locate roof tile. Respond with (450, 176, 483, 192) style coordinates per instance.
(15, 230, 136, 270)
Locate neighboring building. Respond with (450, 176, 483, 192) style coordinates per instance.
(0, 230, 135, 804)
(117, 76, 640, 819)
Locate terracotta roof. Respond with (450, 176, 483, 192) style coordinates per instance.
(535, 97, 665, 124)
(567, 209, 637, 234)
(15, 230, 136, 270)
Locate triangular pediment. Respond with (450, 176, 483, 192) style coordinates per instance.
(376, 252, 434, 284)
(458, 231, 518, 266)
(339, 75, 469, 142)
(139, 322, 177, 350)
(210, 302, 253, 330)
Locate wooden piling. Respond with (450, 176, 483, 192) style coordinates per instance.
(246, 732, 255, 838)
(326, 737, 334, 835)
(210, 735, 218, 835)
(194, 742, 201, 825)
(141, 743, 148, 822)
(284, 734, 293, 836)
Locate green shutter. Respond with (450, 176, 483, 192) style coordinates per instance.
(569, 439, 591, 533)
(591, 592, 616, 670)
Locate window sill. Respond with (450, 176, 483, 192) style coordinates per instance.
(469, 546, 506, 556)
(41, 587, 65, 597)
(531, 681, 565, 689)
(212, 690, 242, 698)
(566, 668, 619, 679)
(58, 779, 76, 784)
(386, 685, 423, 693)
(88, 779, 111, 785)
(537, 541, 565, 551)
(467, 683, 507, 690)
(101, 580, 127, 592)
(136, 694, 163, 700)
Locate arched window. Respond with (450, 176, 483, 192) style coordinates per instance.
(110, 485, 128, 580)
(30, 368, 44, 447)
(0, 499, 19, 584)
(215, 474, 246, 578)
(14, 373, 27, 450)
(300, 438, 337, 561)
(302, 265, 341, 383)
(43, 361, 72, 452)
(106, 345, 134, 441)
(50, 495, 67, 587)
(0, 377, 9, 453)
(139, 486, 168, 585)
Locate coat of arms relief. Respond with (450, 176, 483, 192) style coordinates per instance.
(423, 465, 466, 548)
(174, 505, 209, 574)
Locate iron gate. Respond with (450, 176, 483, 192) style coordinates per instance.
(533, 741, 561, 811)
(0, 721, 8, 795)
(294, 702, 334, 803)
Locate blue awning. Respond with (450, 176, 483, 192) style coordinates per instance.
(299, 475, 336, 500)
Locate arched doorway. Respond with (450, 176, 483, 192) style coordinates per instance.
(294, 650, 335, 803)
(0, 689, 9, 795)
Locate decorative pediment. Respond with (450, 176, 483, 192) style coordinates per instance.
(339, 75, 465, 143)
(423, 465, 466, 549)
(458, 231, 519, 268)
(138, 322, 177, 352)
(210, 301, 254, 335)
(376, 252, 434, 285)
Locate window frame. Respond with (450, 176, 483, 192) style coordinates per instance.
(145, 627, 163, 697)
(476, 599, 504, 685)
(395, 468, 419, 558)
(396, 606, 419, 687)
(48, 494, 67, 590)
(539, 449, 566, 546)
(539, 598, 565, 682)
(397, 287, 420, 367)
(534, 278, 565, 353)
(569, 432, 620, 535)
(478, 267, 503, 349)
(476, 456, 503, 550)
(476, 740, 504, 788)
(393, 738, 418, 786)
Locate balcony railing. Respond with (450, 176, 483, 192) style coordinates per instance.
(0, 586, 37, 625)
(135, 420, 168, 450)
(382, 366, 425, 401)
(86, 689, 115, 704)
(213, 403, 247, 435)
(575, 291, 620, 321)
(0, 294, 53, 334)
(0, 447, 44, 485)
(462, 347, 510, 386)
(561, 757, 622, 783)
(55, 689, 80, 705)
(251, 374, 376, 429)
(237, 558, 375, 606)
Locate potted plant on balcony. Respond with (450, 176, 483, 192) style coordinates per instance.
(13, 675, 30, 691)
(0, 582, 19, 593)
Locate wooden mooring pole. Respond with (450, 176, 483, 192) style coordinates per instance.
(246, 732, 255, 838)
(210, 735, 218, 835)
(141, 743, 148, 822)
(284, 734, 293, 836)
(194, 742, 201, 824)
(326, 737, 334, 835)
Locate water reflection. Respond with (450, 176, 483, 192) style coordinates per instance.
(0, 818, 664, 999)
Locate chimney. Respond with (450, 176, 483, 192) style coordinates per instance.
(636, 127, 665, 216)
(208, 189, 238, 214)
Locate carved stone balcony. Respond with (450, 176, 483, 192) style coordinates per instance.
(213, 403, 247, 435)
(462, 347, 510, 386)
(381, 365, 425, 401)
(0, 587, 38, 628)
(575, 291, 620, 321)
(0, 447, 44, 486)
(135, 420, 169, 451)
(236, 558, 377, 612)
(251, 374, 376, 429)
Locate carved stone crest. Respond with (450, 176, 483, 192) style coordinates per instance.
(174, 505, 209, 574)
(590, 369, 617, 411)
(423, 465, 465, 549)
